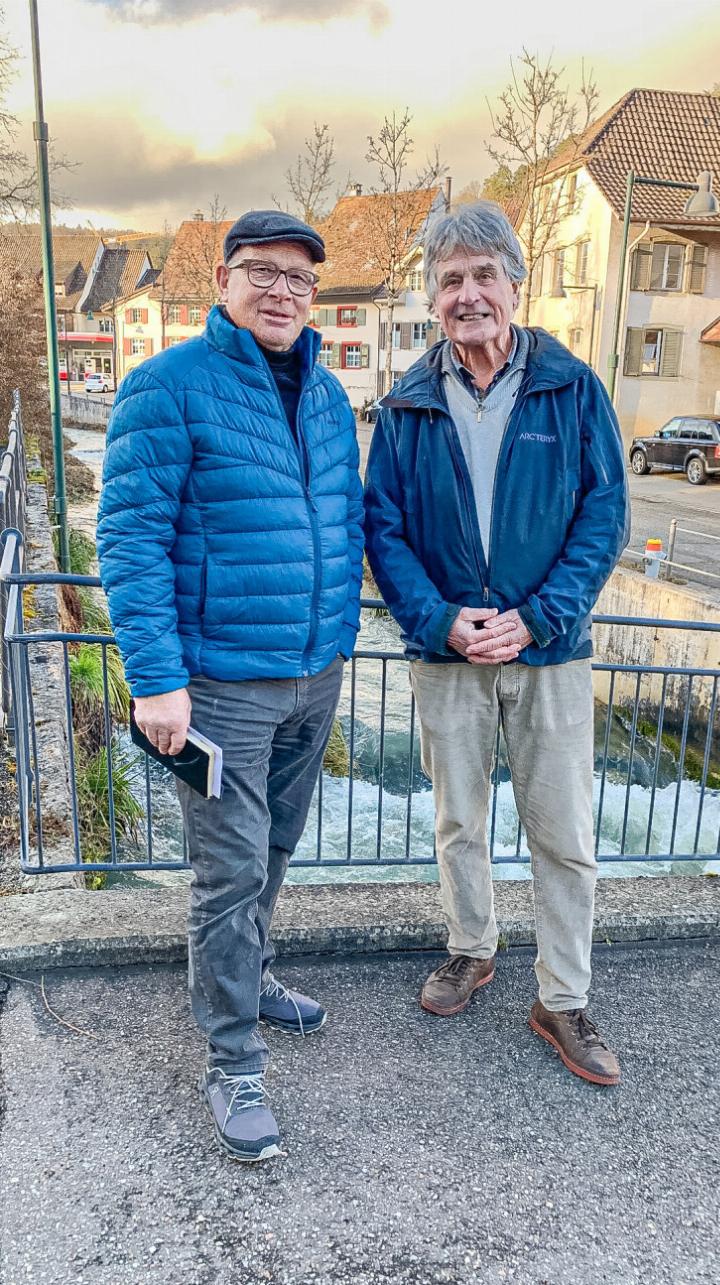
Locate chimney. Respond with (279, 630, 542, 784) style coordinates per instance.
(350, 182, 362, 197)
(193, 209, 204, 221)
(444, 176, 452, 207)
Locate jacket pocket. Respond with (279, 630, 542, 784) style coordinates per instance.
(565, 469, 581, 519)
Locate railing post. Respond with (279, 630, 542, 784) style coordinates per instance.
(665, 518, 678, 582)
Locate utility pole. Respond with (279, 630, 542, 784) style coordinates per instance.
(28, 0, 70, 572)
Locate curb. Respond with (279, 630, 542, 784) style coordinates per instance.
(1, 876, 719, 973)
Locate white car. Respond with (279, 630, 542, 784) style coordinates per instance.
(84, 373, 112, 393)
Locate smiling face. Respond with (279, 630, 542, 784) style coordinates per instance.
(215, 240, 318, 351)
(434, 250, 520, 351)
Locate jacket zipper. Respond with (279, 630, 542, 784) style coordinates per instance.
(259, 353, 321, 674)
(444, 419, 488, 597)
(485, 373, 533, 596)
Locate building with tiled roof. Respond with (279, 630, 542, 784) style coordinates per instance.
(310, 183, 448, 405)
(521, 88, 720, 440)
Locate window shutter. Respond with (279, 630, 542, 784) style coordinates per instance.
(123, 337, 132, 356)
(379, 322, 387, 350)
(686, 243, 708, 294)
(144, 339, 154, 356)
(623, 328, 642, 376)
(360, 344, 370, 369)
(400, 322, 412, 349)
(660, 330, 683, 377)
(356, 308, 366, 325)
(631, 246, 652, 291)
(330, 343, 342, 369)
(180, 305, 188, 325)
(426, 322, 438, 346)
(124, 309, 132, 324)
(140, 309, 149, 324)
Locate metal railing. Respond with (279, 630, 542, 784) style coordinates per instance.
(0, 393, 27, 730)
(3, 537, 720, 878)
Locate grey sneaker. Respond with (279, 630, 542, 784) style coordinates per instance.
(198, 1067, 283, 1163)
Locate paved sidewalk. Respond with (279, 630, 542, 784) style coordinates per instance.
(1, 940, 718, 1285)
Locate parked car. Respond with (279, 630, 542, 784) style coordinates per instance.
(84, 372, 112, 394)
(629, 416, 720, 486)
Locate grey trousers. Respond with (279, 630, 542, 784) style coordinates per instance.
(176, 657, 344, 1073)
(409, 658, 597, 1010)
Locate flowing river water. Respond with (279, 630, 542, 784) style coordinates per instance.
(65, 424, 720, 888)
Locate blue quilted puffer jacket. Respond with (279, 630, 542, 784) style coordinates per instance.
(97, 306, 364, 697)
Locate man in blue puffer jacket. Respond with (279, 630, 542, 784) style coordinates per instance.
(97, 211, 364, 1162)
(365, 202, 629, 1088)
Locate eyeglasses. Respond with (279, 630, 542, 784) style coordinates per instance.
(228, 259, 319, 296)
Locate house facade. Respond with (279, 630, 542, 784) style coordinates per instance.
(520, 90, 720, 443)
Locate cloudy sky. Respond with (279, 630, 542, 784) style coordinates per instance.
(3, 0, 719, 231)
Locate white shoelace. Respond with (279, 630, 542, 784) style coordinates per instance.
(261, 974, 305, 1036)
(213, 1070, 267, 1131)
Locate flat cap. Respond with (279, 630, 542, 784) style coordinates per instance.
(223, 210, 326, 265)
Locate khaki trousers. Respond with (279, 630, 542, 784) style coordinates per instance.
(409, 658, 597, 1010)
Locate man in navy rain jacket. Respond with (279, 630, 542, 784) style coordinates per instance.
(365, 202, 629, 1087)
(98, 211, 364, 1161)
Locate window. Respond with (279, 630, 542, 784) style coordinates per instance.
(412, 322, 428, 350)
(168, 304, 181, 324)
(130, 308, 143, 323)
(551, 249, 565, 296)
(98, 318, 112, 333)
(568, 328, 583, 354)
(167, 337, 185, 347)
(575, 241, 589, 286)
(391, 322, 401, 349)
(189, 306, 202, 325)
(341, 343, 369, 369)
(529, 259, 543, 297)
(407, 268, 424, 291)
(632, 242, 685, 292)
(318, 342, 334, 367)
(338, 307, 357, 327)
(131, 338, 145, 355)
(623, 327, 683, 377)
(566, 172, 578, 211)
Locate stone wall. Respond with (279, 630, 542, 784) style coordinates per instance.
(60, 393, 110, 427)
(594, 566, 720, 734)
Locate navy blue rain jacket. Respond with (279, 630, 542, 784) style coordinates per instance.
(97, 306, 364, 696)
(364, 330, 629, 665)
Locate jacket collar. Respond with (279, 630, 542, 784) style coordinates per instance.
(204, 304, 322, 382)
(381, 328, 588, 413)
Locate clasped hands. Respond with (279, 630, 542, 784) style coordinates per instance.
(448, 606, 533, 665)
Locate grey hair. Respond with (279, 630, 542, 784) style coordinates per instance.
(423, 201, 527, 304)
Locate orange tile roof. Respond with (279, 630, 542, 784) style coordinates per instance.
(316, 187, 443, 293)
(0, 225, 99, 283)
(544, 89, 720, 227)
(154, 218, 234, 301)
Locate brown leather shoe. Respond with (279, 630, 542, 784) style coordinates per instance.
(529, 1000, 620, 1086)
(421, 954, 496, 1016)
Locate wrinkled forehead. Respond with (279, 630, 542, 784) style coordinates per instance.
(436, 249, 506, 281)
(226, 240, 315, 269)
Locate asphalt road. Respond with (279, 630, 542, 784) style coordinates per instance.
(1, 940, 718, 1285)
(626, 468, 720, 601)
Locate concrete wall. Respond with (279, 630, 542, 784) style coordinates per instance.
(61, 394, 110, 427)
(594, 566, 720, 734)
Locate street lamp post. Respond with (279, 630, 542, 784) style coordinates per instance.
(606, 169, 718, 405)
(28, 0, 70, 572)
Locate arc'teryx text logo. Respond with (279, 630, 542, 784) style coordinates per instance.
(519, 432, 557, 444)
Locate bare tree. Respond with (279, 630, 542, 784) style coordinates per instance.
(0, 16, 72, 220)
(487, 51, 598, 323)
(365, 109, 444, 392)
(282, 123, 335, 224)
(165, 194, 228, 310)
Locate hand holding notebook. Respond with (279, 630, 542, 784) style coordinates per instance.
(129, 703, 223, 798)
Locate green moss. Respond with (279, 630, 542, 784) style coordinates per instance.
(323, 718, 350, 777)
(636, 717, 720, 789)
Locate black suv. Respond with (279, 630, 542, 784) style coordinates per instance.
(629, 416, 720, 485)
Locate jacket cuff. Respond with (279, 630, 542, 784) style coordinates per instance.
(338, 622, 359, 660)
(429, 602, 463, 656)
(518, 600, 552, 649)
